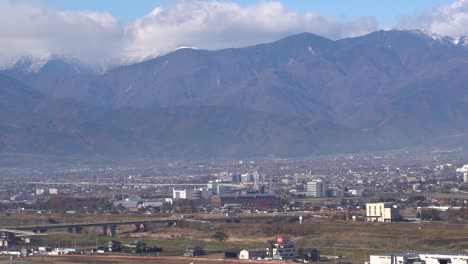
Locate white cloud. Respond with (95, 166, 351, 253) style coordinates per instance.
(123, 1, 378, 58)
(399, 0, 468, 37)
(0, 0, 123, 66)
(0, 0, 378, 67)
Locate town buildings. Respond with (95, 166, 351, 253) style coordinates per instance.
(370, 252, 468, 264)
(211, 194, 281, 210)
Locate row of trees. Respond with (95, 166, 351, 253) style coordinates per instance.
(418, 208, 465, 222)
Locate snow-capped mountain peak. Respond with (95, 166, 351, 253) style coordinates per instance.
(453, 36, 468, 46)
(385, 28, 466, 48)
(0, 54, 50, 73)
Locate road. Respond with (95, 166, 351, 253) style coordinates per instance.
(9, 214, 294, 233)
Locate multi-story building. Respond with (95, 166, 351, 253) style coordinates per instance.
(192, 188, 212, 201)
(172, 189, 194, 200)
(173, 188, 212, 201)
(267, 236, 298, 260)
(241, 173, 254, 183)
(307, 180, 327, 197)
(207, 183, 233, 195)
(366, 202, 400, 222)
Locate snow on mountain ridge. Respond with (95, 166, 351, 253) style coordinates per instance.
(2, 31, 468, 74)
(117, 46, 199, 69)
(453, 36, 468, 46)
(0, 54, 50, 73)
(385, 28, 468, 49)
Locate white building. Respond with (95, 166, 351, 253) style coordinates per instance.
(307, 180, 327, 197)
(192, 188, 213, 200)
(347, 188, 364, 196)
(241, 173, 254, 183)
(49, 188, 58, 195)
(456, 165, 468, 183)
(239, 249, 265, 260)
(172, 189, 194, 200)
(35, 189, 45, 195)
(366, 202, 400, 222)
(207, 183, 232, 195)
(370, 252, 468, 264)
(267, 236, 298, 260)
(173, 188, 212, 201)
(330, 189, 344, 197)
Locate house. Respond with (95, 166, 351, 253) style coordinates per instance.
(124, 240, 146, 248)
(0, 232, 17, 249)
(184, 245, 204, 257)
(107, 241, 121, 252)
(239, 249, 266, 260)
(304, 248, 320, 261)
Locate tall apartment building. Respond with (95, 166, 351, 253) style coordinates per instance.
(306, 180, 327, 197)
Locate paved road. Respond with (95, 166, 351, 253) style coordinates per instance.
(10, 214, 293, 232)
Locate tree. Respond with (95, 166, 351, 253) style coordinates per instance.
(440, 209, 459, 222)
(420, 209, 442, 221)
(212, 231, 229, 243)
(212, 231, 229, 258)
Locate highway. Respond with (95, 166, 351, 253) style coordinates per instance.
(27, 182, 244, 188)
(8, 214, 294, 235)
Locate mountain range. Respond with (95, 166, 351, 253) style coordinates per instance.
(2, 29, 468, 161)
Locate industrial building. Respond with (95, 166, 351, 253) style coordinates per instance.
(172, 188, 212, 201)
(366, 202, 401, 222)
(207, 182, 233, 195)
(370, 252, 468, 264)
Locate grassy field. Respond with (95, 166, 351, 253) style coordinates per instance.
(5, 213, 468, 264)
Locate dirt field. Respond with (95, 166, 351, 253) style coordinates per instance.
(5, 255, 251, 264)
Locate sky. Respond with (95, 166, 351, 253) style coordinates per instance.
(2, 0, 468, 67)
(39, 0, 456, 24)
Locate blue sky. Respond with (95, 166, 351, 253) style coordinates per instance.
(40, 0, 455, 24)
